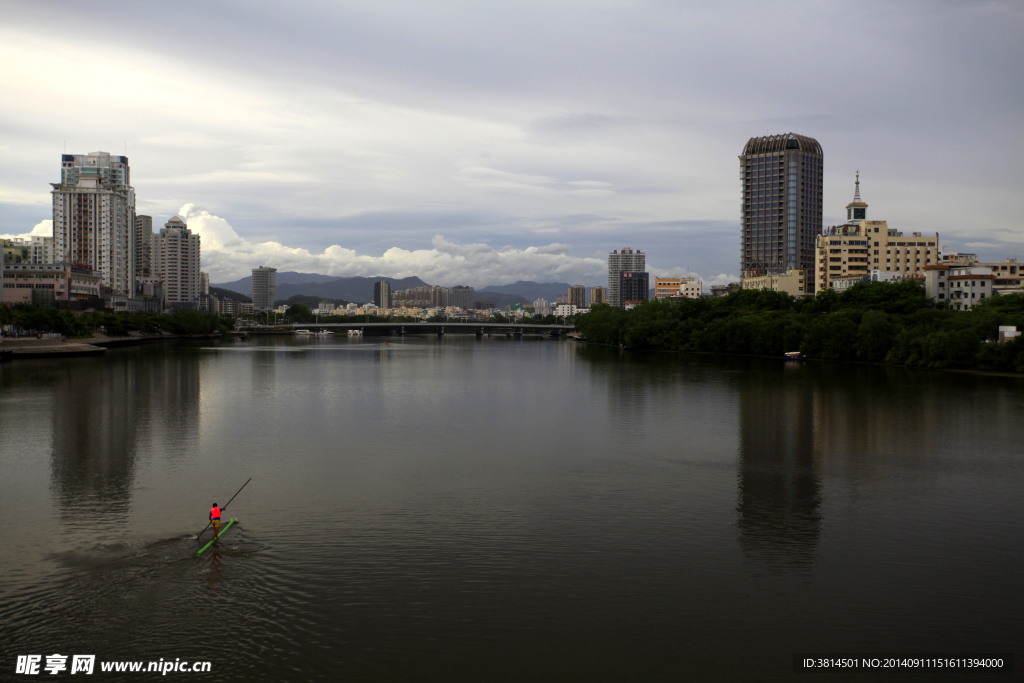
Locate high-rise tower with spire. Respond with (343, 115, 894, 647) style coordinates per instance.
(844, 171, 868, 226)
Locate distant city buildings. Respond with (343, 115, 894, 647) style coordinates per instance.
(608, 248, 645, 307)
(740, 133, 821, 291)
(51, 151, 136, 295)
(589, 287, 606, 306)
(153, 216, 201, 308)
(252, 266, 277, 311)
(392, 284, 474, 309)
(199, 272, 210, 296)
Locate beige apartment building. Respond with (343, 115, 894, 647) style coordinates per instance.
(154, 216, 201, 308)
(654, 276, 701, 299)
(741, 268, 808, 296)
(590, 287, 607, 306)
(815, 180, 938, 292)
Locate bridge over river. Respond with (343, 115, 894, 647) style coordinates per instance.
(258, 322, 576, 337)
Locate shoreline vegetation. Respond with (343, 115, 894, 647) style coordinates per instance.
(0, 305, 233, 339)
(574, 282, 1024, 373)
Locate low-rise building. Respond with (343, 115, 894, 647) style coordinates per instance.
(710, 282, 741, 297)
(554, 303, 578, 316)
(924, 265, 994, 310)
(1, 262, 102, 306)
(741, 268, 807, 296)
(654, 276, 701, 299)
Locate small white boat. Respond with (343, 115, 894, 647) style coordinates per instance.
(317, 330, 335, 336)
(784, 351, 806, 361)
(347, 329, 363, 336)
(295, 329, 312, 335)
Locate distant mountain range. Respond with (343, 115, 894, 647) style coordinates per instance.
(479, 281, 574, 302)
(211, 272, 548, 306)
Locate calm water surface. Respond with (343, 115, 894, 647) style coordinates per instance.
(1, 336, 1021, 681)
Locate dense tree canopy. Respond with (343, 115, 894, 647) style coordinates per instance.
(1, 304, 231, 338)
(574, 283, 1024, 372)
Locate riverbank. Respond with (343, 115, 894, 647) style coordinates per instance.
(1, 331, 231, 360)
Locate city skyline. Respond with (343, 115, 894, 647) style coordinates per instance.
(1, 2, 1021, 287)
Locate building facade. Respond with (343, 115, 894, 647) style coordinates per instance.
(654, 276, 701, 299)
(452, 285, 475, 309)
(814, 179, 938, 292)
(1, 262, 101, 306)
(589, 287, 606, 306)
(134, 215, 154, 281)
(7, 236, 54, 264)
(618, 271, 649, 308)
(608, 248, 645, 307)
(924, 265, 994, 310)
(373, 280, 392, 309)
(740, 134, 822, 291)
(252, 266, 277, 311)
(567, 285, 586, 309)
(51, 151, 136, 295)
(154, 216, 201, 307)
(741, 268, 808, 296)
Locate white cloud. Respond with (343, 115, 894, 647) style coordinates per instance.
(0, 219, 52, 241)
(185, 204, 732, 287)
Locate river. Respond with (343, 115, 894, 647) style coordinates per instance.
(1, 335, 1021, 681)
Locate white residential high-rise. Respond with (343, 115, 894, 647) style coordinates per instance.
(52, 151, 136, 294)
(607, 248, 645, 307)
(252, 266, 277, 311)
(154, 216, 201, 307)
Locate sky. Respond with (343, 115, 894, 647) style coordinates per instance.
(1, 0, 1022, 287)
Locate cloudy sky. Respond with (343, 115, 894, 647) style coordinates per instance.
(1, 0, 1021, 286)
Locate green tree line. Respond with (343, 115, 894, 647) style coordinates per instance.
(0, 304, 232, 338)
(573, 281, 1024, 372)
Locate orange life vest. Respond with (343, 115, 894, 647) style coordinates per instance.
(210, 506, 221, 520)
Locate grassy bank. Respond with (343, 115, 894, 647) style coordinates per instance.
(574, 282, 1024, 372)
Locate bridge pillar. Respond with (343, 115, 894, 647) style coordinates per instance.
(401, 327, 405, 335)
(437, 326, 445, 336)
(513, 327, 523, 336)
(476, 327, 484, 337)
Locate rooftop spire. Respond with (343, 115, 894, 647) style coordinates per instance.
(853, 171, 861, 203)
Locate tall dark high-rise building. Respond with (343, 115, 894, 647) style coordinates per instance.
(739, 133, 822, 291)
(618, 271, 649, 308)
(373, 279, 391, 309)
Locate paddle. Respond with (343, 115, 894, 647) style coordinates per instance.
(194, 478, 252, 541)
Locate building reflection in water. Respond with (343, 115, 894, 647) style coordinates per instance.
(736, 367, 821, 571)
(49, 352, 200, 522)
